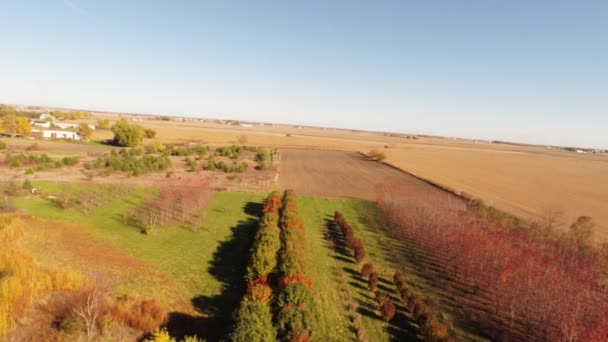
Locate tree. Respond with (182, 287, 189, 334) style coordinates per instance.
(232, 300, 276, 342)
(78, 123, 93, 140)
(361, 263, 374, 278)
(111, 119, 144, 147)
(22, 179, 33, 191)
(1, 115, 17, 134)
(368, 149, 387, 161)
(380, 300, 396, 322)
(569, 216, 595, 251)
(96, 118, 110, 129)
(368, 272, 379, 291)
(144, 128, 157, 139)
(16, 117, 31, 136)
(73, 289, 101, 338)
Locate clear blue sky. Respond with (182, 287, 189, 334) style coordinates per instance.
(1, 1, 606, 148)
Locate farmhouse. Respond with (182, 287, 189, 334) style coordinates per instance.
(33, 113, 96, 130)
(31, 129, 81, 140)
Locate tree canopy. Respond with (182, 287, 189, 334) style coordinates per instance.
(78, 123, 93, 140)
(111, 119, 145, 147)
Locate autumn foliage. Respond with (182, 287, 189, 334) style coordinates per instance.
(334, 211, 366, 264)
(129, 179, 211, 234)
(378, 184, 608, 341)
(275, 190, 318, 341)
(233, 192, 283, 341)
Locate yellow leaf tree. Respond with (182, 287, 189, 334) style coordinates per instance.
(16, 117, 32, 137)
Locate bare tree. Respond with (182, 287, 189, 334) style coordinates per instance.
(539, 205, 566, 238)
(74, 289, 102, 338)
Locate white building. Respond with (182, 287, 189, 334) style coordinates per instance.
(31, 121, 51, 128)
(31, 129, 81, 140)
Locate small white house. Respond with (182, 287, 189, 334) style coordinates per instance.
(31, 129, 81, 140)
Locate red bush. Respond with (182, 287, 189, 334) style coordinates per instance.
(353, 244, 366, 263)
(361, 263, 374, 278)
(368, 272, 379, 291)
(380, 300, 396, 322)
(280, 274, 312, 288)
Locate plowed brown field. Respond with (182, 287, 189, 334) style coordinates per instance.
(278, 148, 438, 200)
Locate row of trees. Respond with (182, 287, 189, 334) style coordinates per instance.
(334, 211, 366, 263)
(85, 148, 171, 176)
(275, 190, 317, 341)
(377, 185, 608, 341)
(0, 115, 31, 136)
(128, 179, 211, 234)
(232, 192, 283, 341)
(392, 271, 453, 341)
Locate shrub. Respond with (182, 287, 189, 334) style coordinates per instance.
(257, 149, 270, 170)
(276, 304, 315, 341)
(22, 179, 33, 190)
(424, 320, 451, 342)
(361, 263, 374, 278)
(0, 141, 5, 150)
(368, 149, 387, 161)
(246, 226, 281, 280)
(232, 300, 276, 342)
(393, 271, 406, 289)
(57, 312, 83, 334)
(144, 128, 157, 139)
(105, 297, 166, 332)
(380, 300, 396, 322)
(276, 282, 315, 310)
(61, 157, 78, 166)
(145, 328, 174, 342)
(368, 272, 379, 291)
(375, 291, 390, 306)
(78, 122, 93, 139)
(353, 243, 365, 263)
(398, 287, 409, 302)
(184, 157, 197, 172)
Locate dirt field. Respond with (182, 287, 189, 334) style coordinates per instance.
(278, 148, 438, 201)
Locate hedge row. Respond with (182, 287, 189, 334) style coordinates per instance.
(276, 190, 317, 341)
(393, 271, 454, 342)
(334, 211, 366, 263)
(85, 148, 171, 176)
(232, 192, 283, 342)
(245, 191, 282, 282)
(6, 153, 78, 174)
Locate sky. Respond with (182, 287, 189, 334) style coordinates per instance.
(0, 1, 606, 148)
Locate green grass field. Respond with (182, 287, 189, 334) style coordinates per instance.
(295, 196, 413, 342)
(11, 182, 421, 341)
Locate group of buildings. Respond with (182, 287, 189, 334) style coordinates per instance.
(29, 113, 95, 140)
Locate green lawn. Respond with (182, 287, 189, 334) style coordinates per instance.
(14, 185, 264, 300)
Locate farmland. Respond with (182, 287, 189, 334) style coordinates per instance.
(278, 149, 438, 201)
(110, 117, 608, 239)
(1, 112, 607, 341)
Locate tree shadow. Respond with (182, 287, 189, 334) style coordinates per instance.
(166, 201, 261, 341)
(342, 267, 365, 283)
(324, 217, 351, 258)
